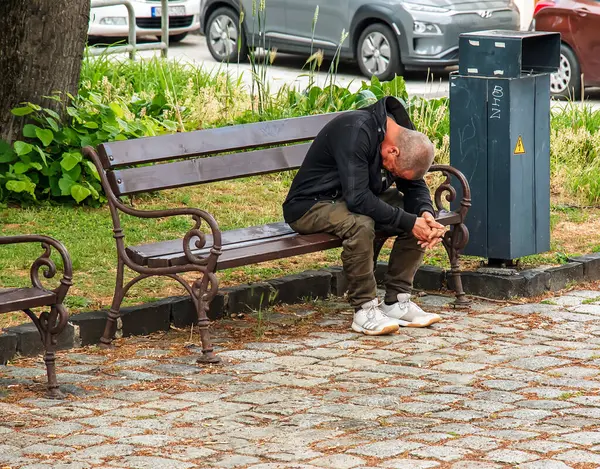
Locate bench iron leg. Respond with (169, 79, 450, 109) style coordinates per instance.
(25, 305, 67, 399)
(100, 258, 125, 348)
(195, 272, 221, 365)
(443, 224, 470, 307)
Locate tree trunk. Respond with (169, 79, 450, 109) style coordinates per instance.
(0, 0, 90, 143)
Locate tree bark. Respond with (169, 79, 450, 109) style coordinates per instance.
(0, 0, 90, 143)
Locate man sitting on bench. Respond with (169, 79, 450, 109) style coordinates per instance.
(283, 96, 445, 336)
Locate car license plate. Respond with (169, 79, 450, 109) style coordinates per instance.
(151, 5, 186, 17)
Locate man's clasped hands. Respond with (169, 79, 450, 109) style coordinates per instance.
(412, 212, 447, 249)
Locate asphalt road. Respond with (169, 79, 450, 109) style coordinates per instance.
(106, 33, 600, 108)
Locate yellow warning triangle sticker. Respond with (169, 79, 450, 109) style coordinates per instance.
(514, 136, 526, 155)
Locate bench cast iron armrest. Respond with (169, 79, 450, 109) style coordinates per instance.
(427, 164, 471, 305)
(104, 200, 223, 276)
(428, 164, 471, 222)
(0, 235, 73, 305)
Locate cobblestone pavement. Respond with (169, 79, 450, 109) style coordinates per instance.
(2, 290, 600, 469)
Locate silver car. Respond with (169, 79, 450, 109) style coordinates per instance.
(200, 0, 520, 81)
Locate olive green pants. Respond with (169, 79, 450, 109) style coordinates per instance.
(290, 189, 425, 307)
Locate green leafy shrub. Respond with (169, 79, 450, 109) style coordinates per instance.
(0, 96, 172, 205)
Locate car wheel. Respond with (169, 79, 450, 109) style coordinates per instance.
(168, 32, 188, 43)
(357, 23, 403, 82)
(206, 7, 247, 63)
(550, 44, 581, 99)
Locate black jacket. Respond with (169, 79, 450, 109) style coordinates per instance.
(283, 97, 434, 232)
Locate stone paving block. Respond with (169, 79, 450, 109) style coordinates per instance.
(111, 390, 169, 402)
(555, 450, 600, 464)
(446, 436, 501, 451)
(71, 443, 135, 465)
(31, 406, 94, 419)
(312, 404, 395, 420)
(208, 454, 262, 468)
(396, 402, 450, 414)
(266, 355, 319, 367)
(462, 400, 515, 413)
(510, 356, 571, 371)
(253, 372, 328, 388)
(381, 460, 440, 468)
(433, 362, 487, 373)
(556, 431, 600, 445)
(309, 454, 365, 469)
(514, 440, 574, 454)
(294, 348, 348, 360)
(570, 304, 600, 315)
(410, 446, 473, 462)
(499, 409, 554, 421)
(348, 440, 424, 458)
(430, 423, 483, 435)
(449, 463, 502, 469)
(118, 434, 181, 447)
(481, 430, 540, 441)
(160, 445, 216, 460)
(486, 449, 539, 464)
(405, 432, 453, 443)
(549, 296, 584, 307)
(24, 422, 84, 437)
(118, 456, 196, 468)
(563, 406, 600, 418)
(482, 380, 528, 391)
(218, 350, 277, 361)
(499, 304, 563, 315)
(431, 410, 487, 421)
(245, 342, 304, 352)
(60, 435, 107, 447)
(569, 395, 600, 406)
(20, 463, 91, 469)
(518, 461, 574, 469)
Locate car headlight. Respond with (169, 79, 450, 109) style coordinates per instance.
(403, 2, 450, 14)
(99, 17, 127, 25)
(413, 21, 442, 35)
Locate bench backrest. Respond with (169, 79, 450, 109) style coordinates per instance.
(98, 112, 345, 196)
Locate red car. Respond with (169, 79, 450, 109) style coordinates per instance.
(531, 0, 600, 98)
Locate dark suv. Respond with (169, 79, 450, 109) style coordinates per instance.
(200, 0, 520, 80)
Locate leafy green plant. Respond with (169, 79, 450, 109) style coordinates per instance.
(0, 96, 171, 205)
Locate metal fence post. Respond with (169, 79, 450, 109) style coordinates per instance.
(89, 0, 170, 59)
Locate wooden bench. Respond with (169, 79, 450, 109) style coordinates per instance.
(83, 112, 471, 364)
(0, 235, 72, 398)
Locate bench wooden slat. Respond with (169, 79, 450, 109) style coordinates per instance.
(129, 212, 461, 268)
(108, 143, 311, 196)
(126, 222, 295, 265)
(0, 287, 57, 314)
(98, 113, 343, 168)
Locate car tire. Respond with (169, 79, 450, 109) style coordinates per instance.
(206, 7, 247, 63)
(551, 44, 581, 99)
(168, 32, 188, 43)
(357, 23, 404, 82)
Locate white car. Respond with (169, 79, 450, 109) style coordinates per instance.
(88, 0, 201, 42)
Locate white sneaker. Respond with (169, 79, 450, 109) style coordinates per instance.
(352, 299, 400, 336)
(380, 293, 441, 328)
